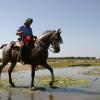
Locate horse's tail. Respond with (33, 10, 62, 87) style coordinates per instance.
(0, 44, 7, 49)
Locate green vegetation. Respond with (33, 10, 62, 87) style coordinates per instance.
(0, 57, 100, 69)
(0, 79, 9, 91)
(0, 79, 16, 92)
(84, 68, 100, 76)
(35, 76, 90, 87)
(47, 57, 100, 68)
(0, 76, 90, 92)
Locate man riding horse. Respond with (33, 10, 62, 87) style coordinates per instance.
(16, 18, 37, 64)
(0, 27, 63, 88)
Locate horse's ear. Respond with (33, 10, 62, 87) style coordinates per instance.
(57, 28, 62, 34)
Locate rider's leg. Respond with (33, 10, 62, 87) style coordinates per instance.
(20, 44, 26, 63)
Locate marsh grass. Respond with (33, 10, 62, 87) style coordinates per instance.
(47, 59, 100, 68)
(1, 59, 100, 72)
(84, 68, 100, 76)
(35, 76, 90, 87)
(0, 79, 14, 92)
(0, 76, 90, 93)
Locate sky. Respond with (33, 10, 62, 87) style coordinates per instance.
(0, 0, 100, 58)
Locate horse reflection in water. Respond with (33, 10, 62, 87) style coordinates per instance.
(0, 90, 54, 100)
(0, 29, 63, 88)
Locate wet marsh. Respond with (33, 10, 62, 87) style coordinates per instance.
(0, 66, 100, 100)
(0, 58, 100, 100)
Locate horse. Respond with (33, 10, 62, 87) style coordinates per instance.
(0, 29, 63, 88)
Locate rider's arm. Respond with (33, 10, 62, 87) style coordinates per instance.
(16, 31, 23, 35)
(16, 25, 24, 36)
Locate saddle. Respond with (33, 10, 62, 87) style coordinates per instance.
(10, 40, 23, 50)
(10, 36, 35, 64)
(10, 36, 35, 50)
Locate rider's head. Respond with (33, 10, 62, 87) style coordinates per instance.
(24, 18, 33, 27)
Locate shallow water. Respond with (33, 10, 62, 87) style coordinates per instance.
(0, 66, 100, 100)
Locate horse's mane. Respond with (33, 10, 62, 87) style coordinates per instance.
(42, 30, 56, 35)
(41, 29, 63, 44)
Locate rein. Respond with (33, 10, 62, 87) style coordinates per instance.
(36, 39, 55, 53)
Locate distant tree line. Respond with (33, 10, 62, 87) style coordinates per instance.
(48, 56, 96, 60)
(0, 56, 97, 62)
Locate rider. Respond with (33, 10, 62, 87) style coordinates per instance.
(16, 18, 37, 63)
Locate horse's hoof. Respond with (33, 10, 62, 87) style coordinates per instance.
(49, 81, 53, 87)
(32, 86, 36, 90)
(11, 83, 15, 87)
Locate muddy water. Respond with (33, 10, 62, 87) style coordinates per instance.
(0, 66, 100, 100)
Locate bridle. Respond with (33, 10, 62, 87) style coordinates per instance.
(35, 29, 62, 54)
(36, 38, 55, 53)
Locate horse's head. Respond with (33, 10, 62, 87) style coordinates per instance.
(50, 29, 63, 53)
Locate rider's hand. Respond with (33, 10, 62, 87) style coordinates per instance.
(20, 31, 24, 35)
(34, 36, 37, 39)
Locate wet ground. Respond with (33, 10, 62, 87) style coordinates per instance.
(0, 66, 100, 100)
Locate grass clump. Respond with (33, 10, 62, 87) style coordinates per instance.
(35, 76, 90, 87)
(84, 68, 100, 76)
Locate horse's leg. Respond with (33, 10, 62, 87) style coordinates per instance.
(0, 60, 9, 79)
(41, 62, 54, 87)
(31, 65, 35, 88)
(8, 62, 16, 87)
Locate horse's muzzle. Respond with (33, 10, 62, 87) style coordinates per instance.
(54, 47, 60, 53)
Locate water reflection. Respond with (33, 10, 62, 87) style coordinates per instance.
(49, 94, 54, 100)
(8, 96, 12, 100)
(30, 93, 35, 100)
(8, 89, 12, 100)
(0, 86, 100, 100)
(0, 93, 55, 100)
(0, 91, 54, 100)
(1, 90, 100, 100)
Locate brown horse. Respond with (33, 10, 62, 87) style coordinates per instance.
(0, 29, 63, 88)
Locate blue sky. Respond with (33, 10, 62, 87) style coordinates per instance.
(0, 0, 100, 58)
